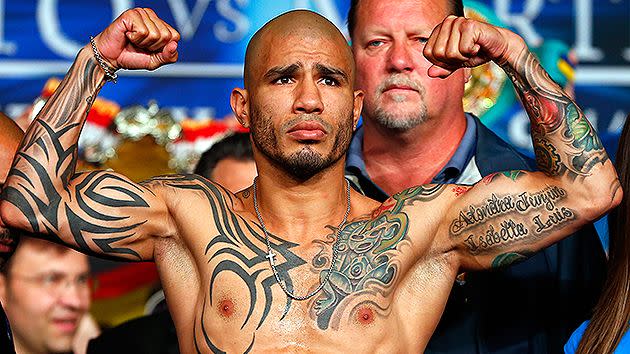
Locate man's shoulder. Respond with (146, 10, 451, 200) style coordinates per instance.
(141, 174, 237, 204)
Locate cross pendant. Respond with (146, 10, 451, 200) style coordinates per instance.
(266, 250, 277, 266)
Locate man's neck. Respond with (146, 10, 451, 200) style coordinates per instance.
(252, 162, 352, 243)
(361, 111, 468, 195)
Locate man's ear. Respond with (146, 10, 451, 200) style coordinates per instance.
(230, 88, 250, 128)
(352, 90, 364, 130)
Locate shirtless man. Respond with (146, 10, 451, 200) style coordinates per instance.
(0, 8, 621, 353)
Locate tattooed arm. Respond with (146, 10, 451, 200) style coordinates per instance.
(420, 16, 621, 270)
(0, 9, 181, 261)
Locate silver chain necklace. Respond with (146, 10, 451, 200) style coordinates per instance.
(252, 177, 351, 301)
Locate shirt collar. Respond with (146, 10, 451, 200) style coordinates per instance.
(431, 113, 477, 184)
(345, 113, 478, 199)
(345, 125, 389, 200)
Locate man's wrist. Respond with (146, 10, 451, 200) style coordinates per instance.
(495, 29, 529, 71)
(76, 46, 111, 86)
(88, 36, 118, 83)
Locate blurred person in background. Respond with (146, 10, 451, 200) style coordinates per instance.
(193, 132, 256, 192)
(0, 111, 24, 353)
(564, 115, 630, 354)
(88, 131, 255, 354)
(0, 237, 99, 354)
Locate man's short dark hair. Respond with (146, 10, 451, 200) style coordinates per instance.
(347, 0, 465, 39)
(193, 132, 253, 179)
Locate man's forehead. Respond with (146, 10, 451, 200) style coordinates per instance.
(12, 243, 87, 270)
(356, 0, 451, 31)
(255, 35, 352, 78)
(244, 10, 353, 87)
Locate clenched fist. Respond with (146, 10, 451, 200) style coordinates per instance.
(90, 8, 180, 71)
(423, 15, 527, 78)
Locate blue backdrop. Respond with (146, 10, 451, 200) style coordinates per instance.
(0, 0, 628, 157)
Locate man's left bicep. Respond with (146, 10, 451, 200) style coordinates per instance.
(443, 171, 588, 271)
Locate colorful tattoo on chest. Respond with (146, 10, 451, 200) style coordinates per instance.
(309, 184, 446, 330)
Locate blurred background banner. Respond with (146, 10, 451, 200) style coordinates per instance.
(0, 1, 351, 121)
(0, 0, 628, 156)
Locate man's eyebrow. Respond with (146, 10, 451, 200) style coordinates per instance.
(315, 63, 349, 83)
(263, 63, 301, 80)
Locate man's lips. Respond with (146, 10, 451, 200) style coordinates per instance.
(383, 85, 418, 93)
(51, 318, 79, 333)
(287, 121, 327, 141)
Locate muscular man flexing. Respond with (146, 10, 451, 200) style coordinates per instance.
(0, 8, 620, 353)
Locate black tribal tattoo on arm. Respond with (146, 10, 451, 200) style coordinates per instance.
(1, 48, 163, 261)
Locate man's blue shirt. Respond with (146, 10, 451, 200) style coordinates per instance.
(345, 113, 478, 201)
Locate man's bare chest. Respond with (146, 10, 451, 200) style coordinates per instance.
(164, 179, 455, 352)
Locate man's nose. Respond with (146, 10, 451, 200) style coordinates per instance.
(387, 40, 416, 73)
(57, 281, 90, 310)
(292, 78, 324, 114)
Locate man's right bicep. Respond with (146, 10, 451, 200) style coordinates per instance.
(1, 169, 174, 261)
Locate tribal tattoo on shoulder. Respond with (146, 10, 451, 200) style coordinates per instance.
(142, 175, 304, 352)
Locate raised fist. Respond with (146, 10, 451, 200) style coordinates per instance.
(423, 15, 527, 78)
(90, 8, 180, 71)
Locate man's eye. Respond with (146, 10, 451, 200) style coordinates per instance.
(321, 77, 338, 86)
(42, 274, 63, 286)
(77, 274, 90, 285)
(275, 77, 293, 85)
(367, 40, 383, 48)
(415, 37, 429, 44)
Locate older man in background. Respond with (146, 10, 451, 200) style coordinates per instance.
(345, 0, 607, 353)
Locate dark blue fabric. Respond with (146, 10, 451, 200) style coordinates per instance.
(345, 116, 606, 354)
(0, 305, 15, 354)
(88, 310, 179, 354)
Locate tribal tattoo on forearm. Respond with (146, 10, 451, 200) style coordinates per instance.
(0, 49, 158, 260)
